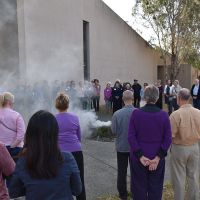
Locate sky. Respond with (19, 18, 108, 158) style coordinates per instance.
(102, 0, 152, 41)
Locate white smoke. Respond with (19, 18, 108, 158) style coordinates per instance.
(71, 108, 111, 137)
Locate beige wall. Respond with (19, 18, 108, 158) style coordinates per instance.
(17, 0, 163, 87)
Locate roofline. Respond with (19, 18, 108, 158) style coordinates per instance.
(100, 0, 153, 48)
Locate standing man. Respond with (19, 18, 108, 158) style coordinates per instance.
(164, 80, 173, 115)
(111, 90, 135, 200)
(191, 79, 200, 109)
(172, 80, 182, 111)
(170, 88, 200, 200)
(132, 79, 141, 108)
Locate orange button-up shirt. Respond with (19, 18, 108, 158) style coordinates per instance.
(170, 104, 200, 145)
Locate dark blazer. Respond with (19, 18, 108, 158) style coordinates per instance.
(9, 152, 82, 200)
(191, 84, 200, 99)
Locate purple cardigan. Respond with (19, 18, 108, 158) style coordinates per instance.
(128, 104, 172, 160)
(56, 112, 82, 152)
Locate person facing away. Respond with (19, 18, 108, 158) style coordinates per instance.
(132, 79, 142, 108)
(191, 78, 200, 110)
(170, 88, 200, 200)
(128, 85, 172, 200)
(111, 90, 135, 200)
(0, 92, 25, 162)
(0, 142, 15, 200)
(55, 93, 86, 200)
(9, 110, 82, 200)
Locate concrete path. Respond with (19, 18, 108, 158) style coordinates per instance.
(82, 139, 171, 200)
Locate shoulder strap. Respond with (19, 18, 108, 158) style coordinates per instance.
(0, 120, 16, 132)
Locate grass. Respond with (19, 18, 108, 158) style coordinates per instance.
(98, 182, 174, 200)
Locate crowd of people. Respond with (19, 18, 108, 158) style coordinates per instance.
(0, 77, 200, 200)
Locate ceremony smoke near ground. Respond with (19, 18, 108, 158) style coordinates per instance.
(0, 0, 111, 137)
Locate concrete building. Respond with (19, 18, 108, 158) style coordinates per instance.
(0, 0, 194, 88)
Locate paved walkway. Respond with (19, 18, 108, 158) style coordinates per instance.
(82, 139, 171, 200)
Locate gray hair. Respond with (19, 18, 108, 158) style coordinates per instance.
(178, 88, 191, 101)
(122, 90, 134, 101)
(144, 85, 159, 103)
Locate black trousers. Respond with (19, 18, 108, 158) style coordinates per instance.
(72, 151, 86, 200)
(117, 152, 130, 200)
(134, 96, 141, 108)
(92, 96, 100, 112)
(130, 158, 165, 200)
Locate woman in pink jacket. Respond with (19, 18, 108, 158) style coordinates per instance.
(0, 92, 25, 161)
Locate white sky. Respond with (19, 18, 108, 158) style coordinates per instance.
(102, 0, 152, 41)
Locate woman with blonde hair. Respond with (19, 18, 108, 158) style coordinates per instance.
(0, 92, 25, 162)
(55, 93, 86, 200)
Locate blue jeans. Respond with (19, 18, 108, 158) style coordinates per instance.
(6, 146, 22, 162)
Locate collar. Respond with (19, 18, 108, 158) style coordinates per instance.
(180, 104, 192, 109)
(124, 105, 134, 108)
(140, 103, 161, 113)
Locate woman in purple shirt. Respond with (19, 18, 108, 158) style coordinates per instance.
(128, 85, 172, 200)
(104, 82, 112, 113)
(55, 93, 86, 200)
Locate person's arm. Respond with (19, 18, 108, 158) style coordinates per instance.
(191, 85, 194, 97)
(76, 118, 81, 142)
(0, 144, 15, 176)
(128, 110, 143, 158)
(170, 113, 179, 139)
(69, 154, 82, 196)
(157, 113, 172, 159)
(9, 160, 26, 198)
(11, 115, 25, 148)
(164, 85, 167, 95)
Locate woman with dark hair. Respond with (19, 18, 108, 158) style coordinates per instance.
(55, 93, 86, 200)
(112, 81, 123, 113)
(9, 110, 82, 200)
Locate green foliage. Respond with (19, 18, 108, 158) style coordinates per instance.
(133, 0, 200, 80)
(90, 126, 114, 140)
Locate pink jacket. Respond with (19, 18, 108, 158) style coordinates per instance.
(0, 142, 15, 200)
(0, 108, 25, 147)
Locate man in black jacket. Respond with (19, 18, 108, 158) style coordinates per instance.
(132, 79, 142, 108)
(191, 79, 200, 110)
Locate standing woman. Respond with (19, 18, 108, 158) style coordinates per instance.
(155, 80, 163, 109)
(0, 92, 25, 162)
(104, 82, 112, 113)
(93, 79, 101, 112)
(55, 93, 86, 200)
(9, 110, 82, 199)
(128, 85, 172, 200)
(112, 81, 123, 113)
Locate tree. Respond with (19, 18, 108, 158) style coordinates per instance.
(133, 0, 200, 80)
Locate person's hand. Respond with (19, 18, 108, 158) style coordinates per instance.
(140, 156, 150, 167)
(149, 156, 160, 171)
